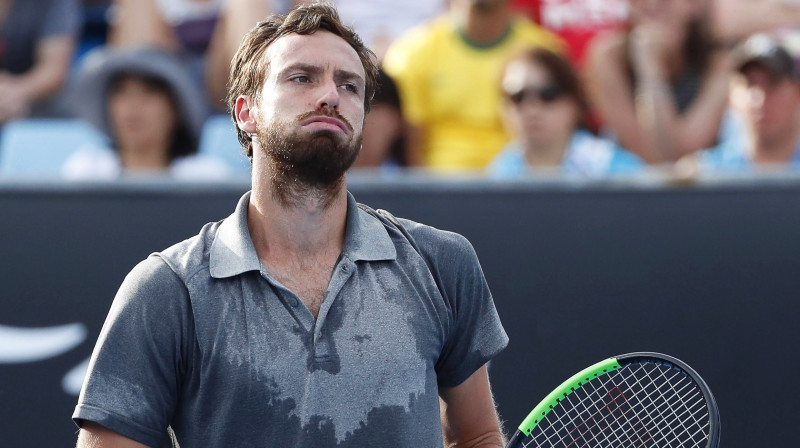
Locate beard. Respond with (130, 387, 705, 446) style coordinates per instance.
(257, 109, 362, 209)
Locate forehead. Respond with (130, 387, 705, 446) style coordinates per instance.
(265, 30, 364, 79)
(739, 64, 784, 85)
(503, 60, 549, 91)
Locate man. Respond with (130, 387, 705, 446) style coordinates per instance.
(383, 0, 563, 170)
(73, 4, 508, 448)
(703, 34, 800, 168)
(0, 0, 80, 122)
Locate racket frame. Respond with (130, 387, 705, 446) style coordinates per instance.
(507, 352, 720, 448)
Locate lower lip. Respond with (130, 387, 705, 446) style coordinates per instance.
(304, 121, 346, 134)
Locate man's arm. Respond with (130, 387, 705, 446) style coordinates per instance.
(712, 0, 800, 41)
(76, 422, 149, 448)
(439, 365, 505, 448)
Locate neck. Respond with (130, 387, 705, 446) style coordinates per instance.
(454, 2, 511, 46)
(752, 130, 800, 164)
(118, 143, 171, 170)
(248, 149, 349, 261)
(522, 135, 571, 167)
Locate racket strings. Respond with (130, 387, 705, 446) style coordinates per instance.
(629, 363, 710, 447)
(530, 366, 655, 447)
(521, 362, 711, 447)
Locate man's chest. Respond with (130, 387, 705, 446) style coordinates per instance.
(180, 272, 448, 444)
(268, 263, 332, 317)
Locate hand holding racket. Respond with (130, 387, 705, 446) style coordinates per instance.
(506, 352, 720, 448)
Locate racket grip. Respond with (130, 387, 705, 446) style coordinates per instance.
(505, 430, 525, 448)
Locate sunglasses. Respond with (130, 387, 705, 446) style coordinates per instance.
(506, 84, 564, 105)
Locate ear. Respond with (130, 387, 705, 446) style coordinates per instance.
(235, 95, 258, 135)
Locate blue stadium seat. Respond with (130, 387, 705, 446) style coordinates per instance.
(198, 115, 251, 176)
(0, 119, 107, 177)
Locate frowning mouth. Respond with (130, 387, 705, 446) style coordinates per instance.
(298, 112, 353, 134)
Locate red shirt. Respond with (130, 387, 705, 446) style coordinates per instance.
(511, 0, 629, 65)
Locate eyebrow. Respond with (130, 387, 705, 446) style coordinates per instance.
(278, 63, 364, 86)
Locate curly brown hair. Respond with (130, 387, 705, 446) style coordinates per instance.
(226, 2, 379, 160)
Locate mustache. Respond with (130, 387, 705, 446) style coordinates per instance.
(295, 109, 354, 132)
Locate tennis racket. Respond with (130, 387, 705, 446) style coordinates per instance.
(506, 352, 720, 448)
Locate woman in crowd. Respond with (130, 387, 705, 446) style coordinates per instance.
(61, 47, 230, 179)
(489, 47, 641, 176)
(585, 0, 732, 164)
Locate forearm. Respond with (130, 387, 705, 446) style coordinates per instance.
(713, 0, 800, 41)
(633, 62, 680, 163)
(15, 42, 72, 103)
(440, 366, 506, 448)
(444, 431, 505, 448)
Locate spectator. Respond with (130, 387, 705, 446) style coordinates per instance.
(0, 0, 81, 123)
(585, 0, 732, 164)
(489, 47, 641, 176)
(510, 0, 629, 66)
(383, 0, 563, 171)
(108, 0, 271, 109)
(352, 70, 407, 169)
(61, 47, 231, 179)
(702, 35, 800, 169)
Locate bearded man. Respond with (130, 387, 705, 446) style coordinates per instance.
(73, 4, 508, 448)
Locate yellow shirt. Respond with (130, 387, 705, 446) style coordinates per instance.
(384, 16, 564, 170)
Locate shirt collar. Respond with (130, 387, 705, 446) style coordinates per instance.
(209, 191, 396, 279)
(342, 191, 397, 262)
(210, 191, 262, 278)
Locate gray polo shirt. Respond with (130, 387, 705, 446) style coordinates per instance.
(74, 191, 508, 447)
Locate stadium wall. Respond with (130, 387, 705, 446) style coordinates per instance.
(0, 177, 797, 446)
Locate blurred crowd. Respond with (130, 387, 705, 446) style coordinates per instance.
(2, 0, 800, 179)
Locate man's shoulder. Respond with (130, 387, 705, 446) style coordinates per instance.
(378, 213, 480, 270)
(152, 219, 224, 282)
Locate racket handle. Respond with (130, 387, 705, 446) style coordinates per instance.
(505, 430, 525, 448)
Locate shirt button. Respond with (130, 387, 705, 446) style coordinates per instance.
(289, 297, 300, 308)
(342, 264, 349, 272)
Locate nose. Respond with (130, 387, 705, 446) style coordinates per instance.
(315, 79, 340, 111)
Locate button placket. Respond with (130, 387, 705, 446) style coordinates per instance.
(312, 257, 355, 344)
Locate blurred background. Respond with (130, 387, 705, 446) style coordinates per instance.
(1, 0, 799, 446)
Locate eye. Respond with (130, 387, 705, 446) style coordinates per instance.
(289, 75, 311, 83)
(340, 83, 358, 93)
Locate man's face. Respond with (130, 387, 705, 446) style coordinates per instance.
(733, 65, 800, 144)
(253, 30, 366, 187)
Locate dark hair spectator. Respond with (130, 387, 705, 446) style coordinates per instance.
(489, 47, 641, 176)
(586, 0, 732, 164)
(0, 0, 81, 123)
(352, 69, 407, 168)
(702, 34, 800, 169)
(61, 47, 231, 179)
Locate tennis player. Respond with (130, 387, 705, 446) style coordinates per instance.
(73, 3, 508, 447)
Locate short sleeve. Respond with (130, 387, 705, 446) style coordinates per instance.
(73, 256, 193, 447)
(41, 0, 81, 38)
(422, 231, 509, 388)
